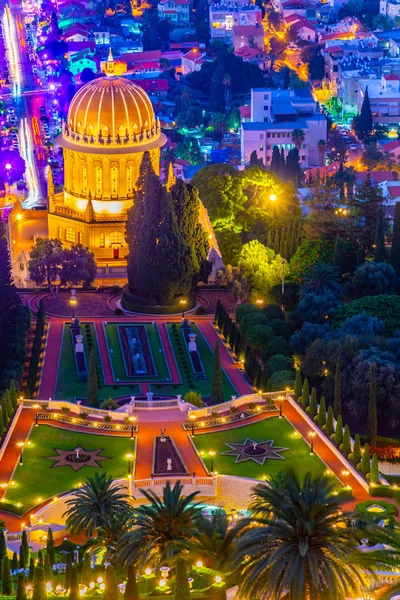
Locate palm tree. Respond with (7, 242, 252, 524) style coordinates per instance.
(317, 139, 326, 167)
(117, 481, 202, 569)
(234, 471, 370, 600)
(191, 509, 241, 572)
(63, 473, 131, 538)
(292, 128, 305, 152)
(299, 263, 342, 299)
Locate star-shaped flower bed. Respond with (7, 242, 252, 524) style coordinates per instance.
(47, 447, 109, 471)
(221, 438, 288, 465)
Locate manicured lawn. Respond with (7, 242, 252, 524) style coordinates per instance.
(105, 323, 170, 381)
(5, 426, 134, 511)
(193, 418, 331, 482)
(160, 323, 237, 400)
(55, 324, 140, 402)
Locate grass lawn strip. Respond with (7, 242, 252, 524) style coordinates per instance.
(55, 324, 140, 402)
(192, 418, 343, 485)
(5, 425, 134, 511)
(105, 323, 170, 382)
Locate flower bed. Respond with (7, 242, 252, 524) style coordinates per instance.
(180, 322, 206, 379)
(118, 325, 157, 378)
(70, 325, 88, 379)
(153, 436, 188, 475)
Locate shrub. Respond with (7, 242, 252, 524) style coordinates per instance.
(61, 406, 71, 415)
(262, 337, 292, 362)
(370, 453, 379, 484)
(245, 325, 274, 350)
(318, 396, 326, 428)
(100, 398, 119, 411)
(240, 312, 270, 336)
(334, 415, 343, 446)
(267, 319, 291, 339)
(235, 303, 261, 324)
(264, 354, 294, 378)
(184, 391, 203, 408)
(80, 412, 89, 420)
(195, 306, 206, 315)
(269, 370, 295, 391)
(342, 425, 351, 455)
(351, 262, 397, 298)
(230, 406, 238, 414)
(263, 304, 285, 320)
(104, 415, 112, 423)
(361, 443, 370, 475)
(333, 295, 400, 335)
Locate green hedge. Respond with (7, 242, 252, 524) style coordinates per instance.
(121, 286, 196, 314)
(333, 295, 400, 334)
(369, 484, 400, 504)
(0, 501, 25, 516)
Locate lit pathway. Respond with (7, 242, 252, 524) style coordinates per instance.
(94, 321, 114, 385)
(39, 320, 63, 400)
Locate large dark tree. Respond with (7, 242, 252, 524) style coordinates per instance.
(374, 206, 385, 263)
(348, 172, 384, 255)
(0, 221, 19, 359)
(390, 201, 400, 275)
(355, 86, 373, 139)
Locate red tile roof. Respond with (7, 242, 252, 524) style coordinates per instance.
(235, 45, 265, 59)
(387, 185, 400, 197)
(382, 140, 400, 152)
(239, 105, 251, 118)
(134, 78, 169, 92)
(384, 74, 400, 81)
(233, 24, 264, 37)
(183, 49, 204, 61)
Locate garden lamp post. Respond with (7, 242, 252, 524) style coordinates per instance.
(208, 450, 216, 473)
(69, 288, 77, 319)
(277, 395, 284, 418)
(308, 431, 316, 455)
(128, 415, 137, 439)
(126, 453, 133, 477)
(189, 413, 196, 436)
(180, 299, 187, 318)
(17, 441, 24, 465)
(33, 403, 40, 426)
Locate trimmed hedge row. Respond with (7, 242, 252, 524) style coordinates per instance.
(25, 300, 46, 398)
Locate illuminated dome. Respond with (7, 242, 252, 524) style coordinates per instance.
(61, 75, 163, 150)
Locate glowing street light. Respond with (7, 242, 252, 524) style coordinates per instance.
(276, 395, 284, 418)
(269, 193, 277, 202)
(308, 431, 316, 455)
(69, 289, 77, 319)
(208, 450, 216, 473)
(188, 413, 196, 436)
(180, 299, 187, 318)
(128, 415, 137, 439)
(126, 453, 134, 477)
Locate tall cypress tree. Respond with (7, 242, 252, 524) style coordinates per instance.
(367, 362, 377, 446)
(64, 555, 71, 590)
(342, 425, 351, 455)
(374, 207, 385, 263)
(0, 408, 5, 438)
(334, 414, 343, 445)
(352, 433, 361, 466)
(46, 528, 55, 566)
(9, 380, 18, 409)
(318, 396, 326, 428)
(37, 550, 44, 568)
(361, 443, 370, 475)
(21, 530, 29, 567)
(2, 554, 13, 595)
(103, 565, 118, 600)
(81, 554, 92, 585)
(0, 220, 19, 358)
(333, 360, 342, 418)
(301, 378, 309, 408)
(16, 574, 27, 600)
(3, 389, 13, 423)
(174, 558, 191, 600)
(28, 558, 35, 584)
(32, 566, 46, 600)
(69, 566, 79, 600)
(211, 341, 224, 405)
(294, 369, 302, 400)
(358, 86, 373, 138)
(12, 551, 18, 571)
(87, 348, 98, 408)
(124, 566, 139, 600)
(19, 544, 26, 570)
(44, 555, 53, 584)
(0, 529, 7, 560)
(270, 145, 281, 175)
(326, 406, 334, 436)
(370, 453, 379, 484)
(309, 388, 318, 417)
(390, 201, 400, 275)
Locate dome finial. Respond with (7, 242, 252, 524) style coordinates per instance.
(105, 47, 115, 76)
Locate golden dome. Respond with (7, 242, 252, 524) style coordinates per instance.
(62, 76, 162, 150)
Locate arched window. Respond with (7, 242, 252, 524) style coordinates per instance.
(99, 233, 105, 248)
(109, 231, 123, 245)
(65, 227, 75, 243)
(126, 164, 133, 195)
(82, 164, 88, 194)
(95, 165, 102, 196)
(110, 165, 118, 196)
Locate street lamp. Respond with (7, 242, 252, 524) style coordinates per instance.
(17, 441, 24, 465)
(126, 453, 134, 477)
(69, 289, 77, 319)
(255, 299, 264, 306)
(189, 413, 196, 436)
(180, 299, 187, 318)
(281, 259, 286, 296)
(308, 431, 316, 455)
(208, 450, 216, 473)
(128, 415, 137, 439)
(33, 403, 40, 426)
(277, 395, 284, 418)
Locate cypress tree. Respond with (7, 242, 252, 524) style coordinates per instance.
(235, 333, 245, 361)
(333, 360, 342, 418)
(81, 554, 92, 585)
(218, 307, 227, 331)
(352, 433, 362, 466)
(124, 566, 139, 600)
(334, 414, 343, 445)
(69, 566, 79, 600)
(19, 544, 26, 570)
(229, 325, 237, 349)
(0, 408, 5, 438)
(223, 316, 232, 340)
(21, 530, 29, 566)
(215, 299, 221, 324)
(326, 406, 334, 436)
(301, 378, 309, 408)
(361, 443, 370, 475)
(358, 86, 373, 137)
(37, 550, 43, 568)
(174, 558, 191, 600)
(16, 574, 27, 600)
(370, 453, 379, 484)
(103, 565, 118, 600)
(342, 425, 351, 455)
(12, 551, 18, 571)
(273, 230, 279, 255)
(374, 207, 385, 263)
(367, 362, 377, 447)
(309, 388, 318, 417)
(270, 145, 281, 175)
(279, 228, 285, 257)
(318, 396, 326, 428)
(64, 555, 71, 590)
(44, 554, 52, 584)
(87, 348, 98, 408)
(294, 369, 302, 400)
(266, 230, 273, 249)
(3, 389, 13, 423)
(2, 554, 13, 595)
(0, 528, 6, 560)
(32, 566, 46, 600)
(391, 201, 400, 275)
(28, 558, 35, 584)
(254, 364, 262, 390)
(259, 370, 268, 393)
(0, 220, 19, 361)
(46, 529, 55, 566)
(211, 342, 224, 404)
(9, 380, 18, 409)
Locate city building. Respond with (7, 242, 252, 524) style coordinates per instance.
(234, 46, 268, 70)
(182, 48, 206, 75)
(158, 0, 192, 25)
(209, 1, 262, 44)
(380, 0, 400, 21)
(358, 74, 400, 125)
(69, 50, 98, 77)
(232, 24, 264, 50)
(285, 14, 316, 42)
(47, 57, 167, 269)
(241, 88, 327, 167)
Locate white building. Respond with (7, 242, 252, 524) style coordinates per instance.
(241, 88, 327, 168)
(158, 0, 192, 25)
(209, 1, 262, 43)
(380, 0, 400, 21)
(358, 74, 400, 125)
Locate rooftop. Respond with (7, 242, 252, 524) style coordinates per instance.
(233, 24, 264, 36)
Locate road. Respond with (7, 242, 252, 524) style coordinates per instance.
(2, 0, 47, 208)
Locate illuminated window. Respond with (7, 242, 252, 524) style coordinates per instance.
(126, 164, 133, 194)
(95, 165, 102, 196)
(109, 231, 123, 245)
(57, 227, 62, 240)
(78, 232, 83, 244)
(65, 228, 75, 243)
(82, 164, 87, 194)
(110, 165, 118, 196)
(99, 233, 105, 248)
